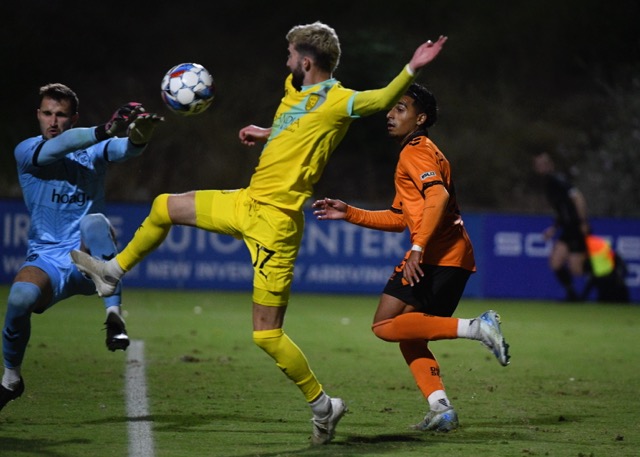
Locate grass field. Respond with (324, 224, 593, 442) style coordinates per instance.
(0, 286, 638, 457)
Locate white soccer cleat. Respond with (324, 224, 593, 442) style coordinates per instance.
(477, 310, 510, 366)
(311, 397, 347, 445)
(70, 250, 119, 297)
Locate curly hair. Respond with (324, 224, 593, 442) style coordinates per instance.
(286, 21, 341, 73)
(39, 83, 79, 114)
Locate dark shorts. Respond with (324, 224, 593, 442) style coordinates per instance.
(382, 261, 472, 317)
(558, 226, 587, 253)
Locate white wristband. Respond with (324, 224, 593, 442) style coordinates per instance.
(405, 64, 415, 76)
(411, 244, 423, 252)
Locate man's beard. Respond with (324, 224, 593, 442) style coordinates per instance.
(291, 64, 304, 91)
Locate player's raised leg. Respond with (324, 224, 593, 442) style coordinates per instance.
(373, 309, 510, 366)
(71, 193, 190, 296)
(371, 294, 509, 432)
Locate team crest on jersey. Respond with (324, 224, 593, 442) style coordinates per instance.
(74, 150, 90, 167)
(420, 171, 436, 180)
(306, 94, 320, 111)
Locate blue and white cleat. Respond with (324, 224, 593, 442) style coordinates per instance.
(412, 407, 459, 432)
(478, 310, 510, 366)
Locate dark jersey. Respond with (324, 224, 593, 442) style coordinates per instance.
(544, 172, 581, 230)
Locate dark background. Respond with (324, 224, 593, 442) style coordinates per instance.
(2, 0, 639, 216)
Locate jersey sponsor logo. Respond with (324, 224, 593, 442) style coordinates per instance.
(51, 189, 88, 206)
(273, 113, 300, 133)
(420, 171, 436, 180)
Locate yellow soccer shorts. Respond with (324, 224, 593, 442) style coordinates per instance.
(193, 188, 303, 307)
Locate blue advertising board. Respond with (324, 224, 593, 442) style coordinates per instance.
(1, 199, 638, 302)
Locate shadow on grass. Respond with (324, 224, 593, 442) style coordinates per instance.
(342, 434, 423, 444)
(0, 436, 91, 457)
(86, 413, 436, 456)
(470, 413, 587, 431)
(226, 434, 430, 457)
(87, 412, 289, 431)
(86, 413, 593, 455)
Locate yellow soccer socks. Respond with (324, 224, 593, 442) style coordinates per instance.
(253, 328, 323, 402)
(117, 193, 172, 272)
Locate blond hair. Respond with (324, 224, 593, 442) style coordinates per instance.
(286, 21, 341, 73)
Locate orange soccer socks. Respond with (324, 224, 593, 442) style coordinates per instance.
(372, 313, 459, 342)
(399, 340, 451, 410)
(373, 313, 479, 412)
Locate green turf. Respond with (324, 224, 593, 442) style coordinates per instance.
(0, 286, 638, 456)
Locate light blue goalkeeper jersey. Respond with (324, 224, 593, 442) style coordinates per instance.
(14, 128, 143, 258)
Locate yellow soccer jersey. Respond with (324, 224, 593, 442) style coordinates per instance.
(248, 67, 414, 211)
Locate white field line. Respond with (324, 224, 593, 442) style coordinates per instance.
(126, 340, 155, 457)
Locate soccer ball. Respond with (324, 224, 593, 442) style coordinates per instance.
(160, 63, 215, 116)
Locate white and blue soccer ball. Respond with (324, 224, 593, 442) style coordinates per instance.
(161, 63, 215, 116)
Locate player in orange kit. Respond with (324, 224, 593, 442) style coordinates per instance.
(312, 83, 510, 432)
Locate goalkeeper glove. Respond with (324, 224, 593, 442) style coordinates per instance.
(95, 102, 145, 141)
(128, 113, 164, 146)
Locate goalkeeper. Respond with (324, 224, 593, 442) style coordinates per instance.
(0, 83, 162, 413)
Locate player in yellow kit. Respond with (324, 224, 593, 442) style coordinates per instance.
(72, 22, 447, 444)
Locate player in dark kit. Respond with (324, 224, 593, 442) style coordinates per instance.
(533, 152, 589, 301)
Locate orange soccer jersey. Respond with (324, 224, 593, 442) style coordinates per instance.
(346, 133, 475, 271)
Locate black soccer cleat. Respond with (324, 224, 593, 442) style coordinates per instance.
(0, 377, 25, 412)
(105, 312, 130, 352)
